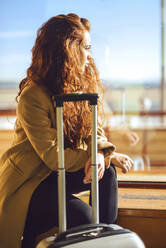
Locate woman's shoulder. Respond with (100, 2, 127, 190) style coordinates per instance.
(19, 81, 51, 103)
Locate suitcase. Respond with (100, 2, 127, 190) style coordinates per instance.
(36, 93, 145, 248)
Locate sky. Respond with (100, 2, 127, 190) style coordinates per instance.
(0, 0, 162, 83)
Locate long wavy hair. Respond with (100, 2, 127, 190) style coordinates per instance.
(17, 13, 104, 149)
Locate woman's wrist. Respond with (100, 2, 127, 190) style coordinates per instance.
(98, 150, 104, 155)
(109, 152, 116, 163)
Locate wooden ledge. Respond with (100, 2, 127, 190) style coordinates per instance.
(118, 188, 166, 210)
(118, 208, 166, 218)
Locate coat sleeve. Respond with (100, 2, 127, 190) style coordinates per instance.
(86, 125, 116, 167)
(17, 86, 88, 171)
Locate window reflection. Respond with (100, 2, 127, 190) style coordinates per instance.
(0, 0, 165, 183)
(103, 87, 166, 182)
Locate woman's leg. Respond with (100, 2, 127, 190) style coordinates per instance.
(98, 164, 118, 224)
(65, 168, 92, 228)
(21, 169, 91, 248)
(65, 165, 118, 224)
(21, 173, 59, 248)
(22, 165, 118, 248)
(88, 164, 118, 224)
(66, 195, 92, 228)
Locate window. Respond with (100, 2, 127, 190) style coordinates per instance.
(0, 0, 165, 184)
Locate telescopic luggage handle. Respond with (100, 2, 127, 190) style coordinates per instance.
(54, 93, 99, 234)
(54, 93, 98, 106)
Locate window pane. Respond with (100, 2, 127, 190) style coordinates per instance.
(0, 0, 165, 183)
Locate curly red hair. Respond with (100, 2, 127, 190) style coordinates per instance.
(17, 13, 104, 149)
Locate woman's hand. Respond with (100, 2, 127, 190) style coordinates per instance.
(111, 152, 133, 173)
(83, 152, 105, 184)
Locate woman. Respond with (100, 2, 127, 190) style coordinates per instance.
(0, 13, 133, 248)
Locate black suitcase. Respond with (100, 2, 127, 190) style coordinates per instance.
(36, 93, 145, 248)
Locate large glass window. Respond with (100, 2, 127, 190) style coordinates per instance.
(0, 0, 165, 183)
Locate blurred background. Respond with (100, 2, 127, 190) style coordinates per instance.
(0, 0, 166, 183)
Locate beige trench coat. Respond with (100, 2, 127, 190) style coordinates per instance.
(0, 82, 115, 248)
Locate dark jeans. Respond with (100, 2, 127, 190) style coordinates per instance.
(21, 165, 118, 248)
